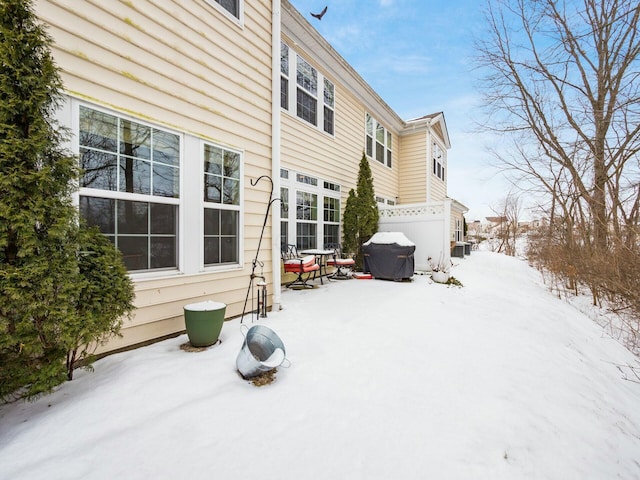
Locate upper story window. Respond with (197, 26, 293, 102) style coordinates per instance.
(323, 79, 335, 135)
(365, 113, 392, 168)
(281, 42, 335, 135)
(296, 56, 317, 125)
(206, 0, 243, 21)
(433, 142, 445, 181)
(280, 43, 289, 110)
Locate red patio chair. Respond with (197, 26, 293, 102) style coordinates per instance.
(325, 243, 356, 279)
(282, 244, 320, 288)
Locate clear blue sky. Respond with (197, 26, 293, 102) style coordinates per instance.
(288, 0, 511, 221)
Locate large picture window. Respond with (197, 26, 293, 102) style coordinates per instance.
(203, 143, 241, 266)
(79, 106, 180, 272)
(365, 113, 392, 168)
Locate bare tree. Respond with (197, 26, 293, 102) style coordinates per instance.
(477, 0, 640, 324)
(476, 0, 640, 255)
(491, 191, 522, 256)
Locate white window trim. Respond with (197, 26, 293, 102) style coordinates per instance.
(200, 140, 245, 273)
(281, 42, 335, 137)
(72, 100, 185, 280)
(69, 98, 246, 281)
(432, 140, 446, 182)
(455, 218, 463, 242)
(365, 112, 393, 168)
(280, 169, 341, 248)
(203, 0, 245, 27)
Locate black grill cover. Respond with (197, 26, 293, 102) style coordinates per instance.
(362, 232, 415, 281)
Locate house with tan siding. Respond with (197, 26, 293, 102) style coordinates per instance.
(35, 0, 467, 355)
(279, 3, 468, 272)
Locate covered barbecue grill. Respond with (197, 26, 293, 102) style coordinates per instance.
(362, 232, 416, 281)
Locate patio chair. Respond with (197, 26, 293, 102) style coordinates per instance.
(324, 243, 356, 279)
(281, 244, 320, 288)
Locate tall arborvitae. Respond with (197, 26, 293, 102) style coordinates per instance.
(342, 152, 379, 268)
(0, 0, 134, 401)
(355, 152, 379, 243)
(342, 188, 359, 256)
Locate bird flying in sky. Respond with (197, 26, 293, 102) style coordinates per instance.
(311, 6, 328, 20)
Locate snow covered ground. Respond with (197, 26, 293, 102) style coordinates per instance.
(1, 251, 640, 479)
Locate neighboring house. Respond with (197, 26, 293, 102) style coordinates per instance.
(36, 0, 468, 354)
(485, 216, 508, 238)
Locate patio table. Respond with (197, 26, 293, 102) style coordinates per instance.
(299, 249, 336, 284)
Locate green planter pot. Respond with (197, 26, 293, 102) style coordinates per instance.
(183, 301, 226, 347)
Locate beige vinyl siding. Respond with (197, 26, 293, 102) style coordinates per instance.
(431, 175, 447, 202)
(37, 0, 274, 353)
(397, 132, 427, 204)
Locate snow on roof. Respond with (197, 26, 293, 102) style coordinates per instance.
(363, 231, 415, 246)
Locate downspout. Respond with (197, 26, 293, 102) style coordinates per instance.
(426, 124, 432, 203)
(271, 0, 282, 311)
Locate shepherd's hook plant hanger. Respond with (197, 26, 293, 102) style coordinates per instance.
(240, 175, 280, 323)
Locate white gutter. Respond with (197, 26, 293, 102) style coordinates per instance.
(271, 0, 282, 311)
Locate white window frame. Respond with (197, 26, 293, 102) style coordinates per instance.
(69, 99, 246, 280)
(432, 141, 445, 181)
(204, 0, 244, 25)
(280, 169, 341, 249)
(75, 102, 182, 278)
(281, 42, 335, 136)
(280, 42, 290, 110)
(365, 112, 392, 168)
(455, 218, 463, 242)
(202, 141, 244, 271)
(323, 185, 341, 247)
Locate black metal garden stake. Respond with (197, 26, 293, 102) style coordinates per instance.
(240, 175, 280, 323)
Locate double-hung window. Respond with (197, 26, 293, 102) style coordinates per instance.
(323, 181, 341, 246)
(455, 218, 463, 242)
(296, 190, 317, 250)
(296, 56, 317, 125)
(365, 113, 392, 167)
(433, 142, 445, 181)
(203, 143, 241, 266)
(323, 79, 335, 135)
(79, 106, 180, 272)
(281, 42, 335, 135)
(280, 42, 289, 110)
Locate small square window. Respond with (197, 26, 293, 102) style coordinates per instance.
(208, 0, 241, 20)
